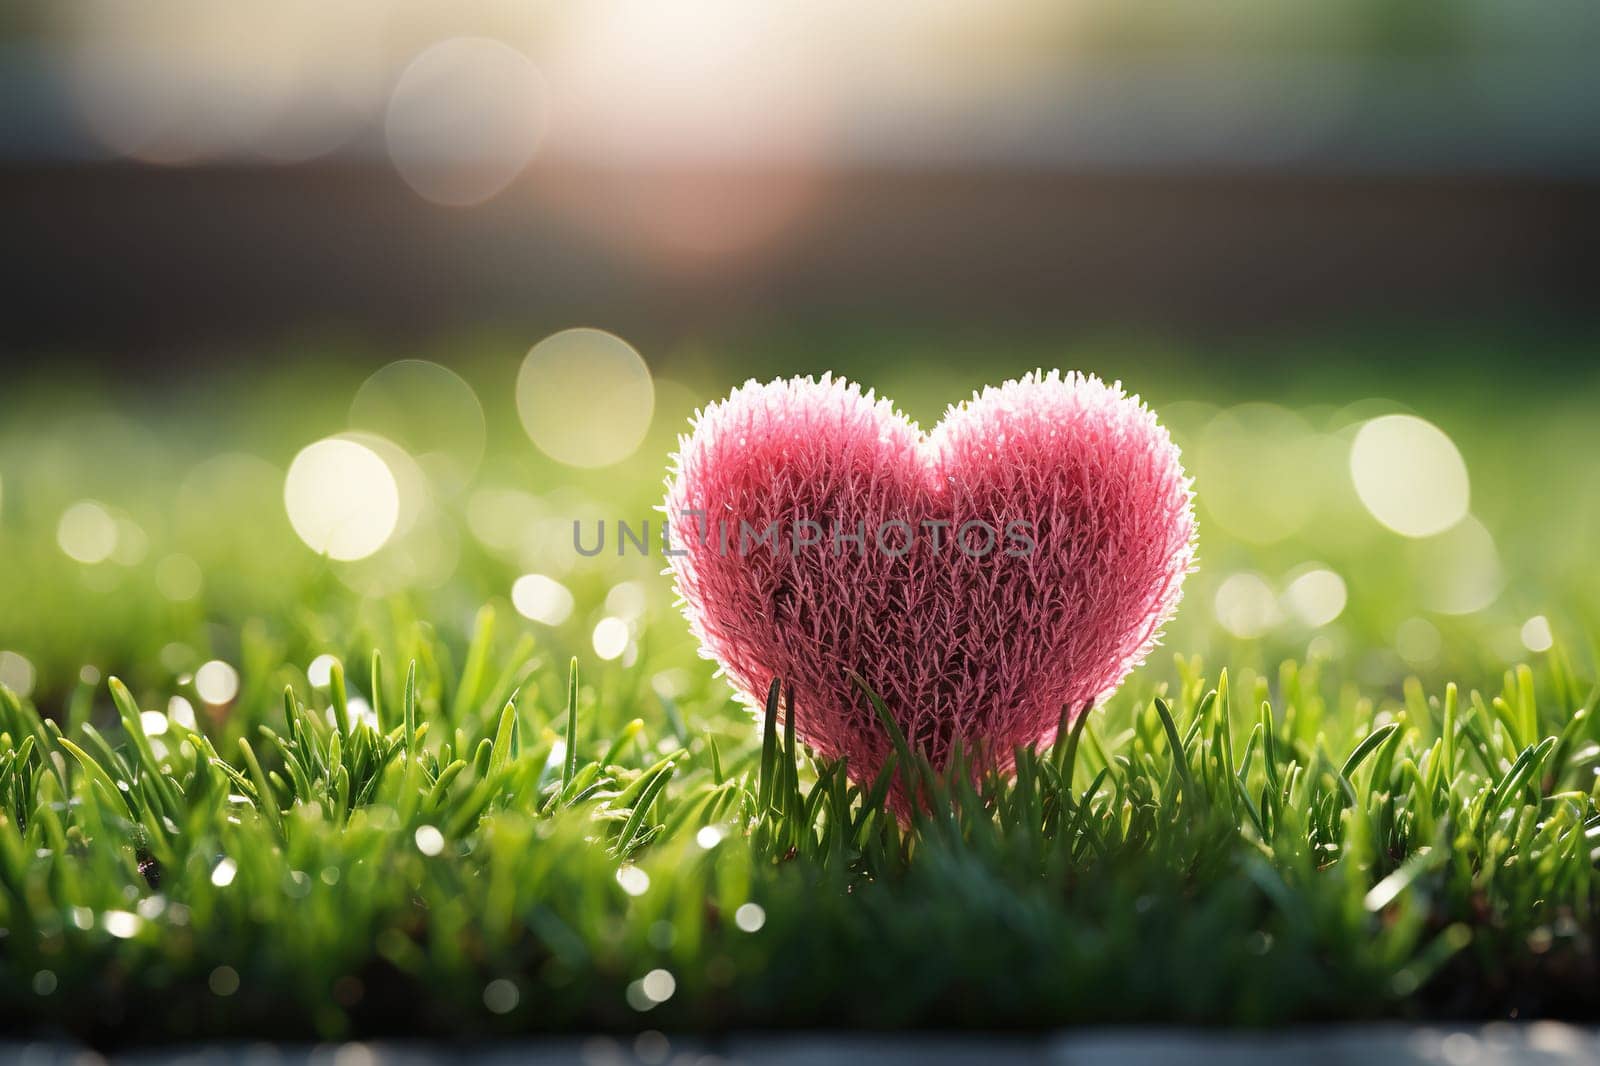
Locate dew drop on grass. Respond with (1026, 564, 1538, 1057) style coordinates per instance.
(211, 858, 238, 888)
(414, 825, 445, 857)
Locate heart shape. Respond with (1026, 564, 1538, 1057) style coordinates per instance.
(664, 371, 1195, 798)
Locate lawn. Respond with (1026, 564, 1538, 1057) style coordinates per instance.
(1, 331, 1598, 1044)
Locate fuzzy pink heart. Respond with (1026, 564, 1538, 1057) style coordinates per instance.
(664, 371, 1196, 797)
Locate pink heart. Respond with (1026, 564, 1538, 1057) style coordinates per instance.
(665, 371, 1195, 799)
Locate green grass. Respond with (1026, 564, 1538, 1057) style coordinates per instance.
(3, 334, 1600, 1043)
(2, 605, 1598, 1043)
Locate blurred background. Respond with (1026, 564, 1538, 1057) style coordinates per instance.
(1, 2, 1598, 711)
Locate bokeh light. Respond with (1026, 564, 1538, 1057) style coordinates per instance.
(307, 654, 339, 688)
(605, 581, 649, 620)
(483, 979, 519, 1015)
(511, 574, 575, 626)
(1282, 567, 1347, 628)
(283, 439, 400, 561)
(1395, 617, 1443, 666)
(335, 431, 430, 540)
(385, 38, 546, 207)
(0, 651, 36, 698)
(1213, 572, 1281, 639)
(349, 360, 486, 492)
(111, 518, 149, 566)
(1350, 415, 1470, 538)
(168, 696, 198, 730)
(517, 329, 655, 468)
(734, 902, 766, 932)
(1520, 615, 1554, 653)
(57, 500, 119, 564)
(1415, 516, 1504, 616)
(195, 659, 240, 705)
(592, 617, 631, 660)
(67, 3, 386, 165)
(1193, 405, 1323, 545)
(154, 554, 204, 602)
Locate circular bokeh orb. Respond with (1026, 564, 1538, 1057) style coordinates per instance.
(1193, 404, 1323, 546)
(385, 37, 546, 207)
(283, 438, 400, 561)
(1349, 415, 1469, 538)
(1282, 566, 1347, 628)
(349, 360, 486, 491)
(58, 500, 119, 564)
(517, 329, 655, 468)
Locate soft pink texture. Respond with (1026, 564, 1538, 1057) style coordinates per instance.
(664, 371, 1196, 799)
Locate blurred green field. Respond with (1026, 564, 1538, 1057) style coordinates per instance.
(5, 329, 1600, 1041)
(2, 329, 1596, 705)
